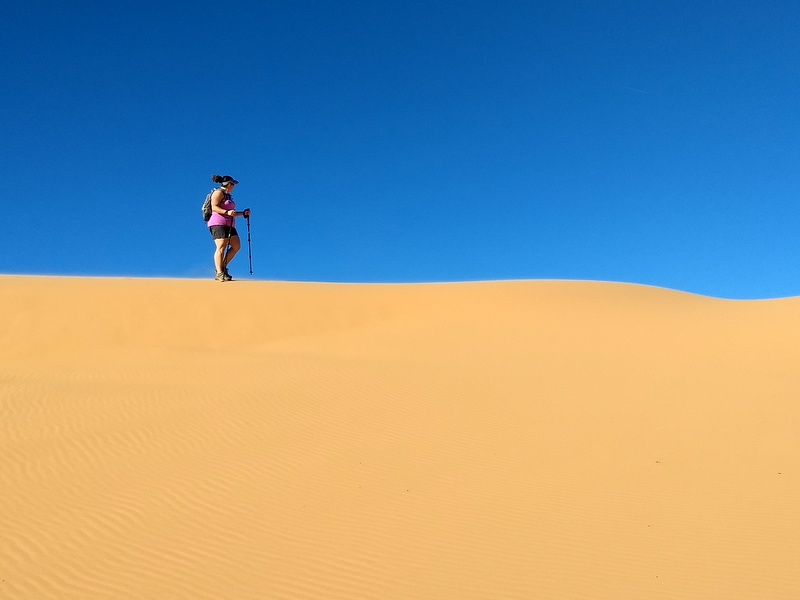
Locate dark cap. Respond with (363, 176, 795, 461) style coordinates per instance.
(221, 175, 239, 185)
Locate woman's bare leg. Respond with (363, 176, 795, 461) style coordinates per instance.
(223, 236, 241, 270)
(214, 236, 241, 273)
(213, 238, 227, 274)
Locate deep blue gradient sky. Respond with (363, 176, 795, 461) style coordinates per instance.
(4, 0, 800, 298)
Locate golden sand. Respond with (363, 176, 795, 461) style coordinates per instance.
(2, 276, 799, 599)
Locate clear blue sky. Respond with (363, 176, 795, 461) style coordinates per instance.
(4, 0, 799, 298)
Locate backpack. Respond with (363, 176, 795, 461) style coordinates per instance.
(201, 189, 215, 222)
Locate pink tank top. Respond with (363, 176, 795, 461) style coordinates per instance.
(207, 191, 236, 228)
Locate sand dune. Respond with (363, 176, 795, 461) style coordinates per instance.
(2, 275, 799, 599)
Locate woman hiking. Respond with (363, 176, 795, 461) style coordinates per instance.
(207, 175, 250, 281)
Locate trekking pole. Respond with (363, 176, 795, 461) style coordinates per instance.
(223, 217, 233, 274)
(246, 214, 253, 275)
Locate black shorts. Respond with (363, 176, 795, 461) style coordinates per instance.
(209, 226, 239, 240)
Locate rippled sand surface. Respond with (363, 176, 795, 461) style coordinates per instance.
(2, 276, 799, 599)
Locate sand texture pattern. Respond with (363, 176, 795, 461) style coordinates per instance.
(2, 276, 799, 599)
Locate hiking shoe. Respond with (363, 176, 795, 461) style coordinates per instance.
(223, 268, 233, 281)
(215, 272, 226, 282)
